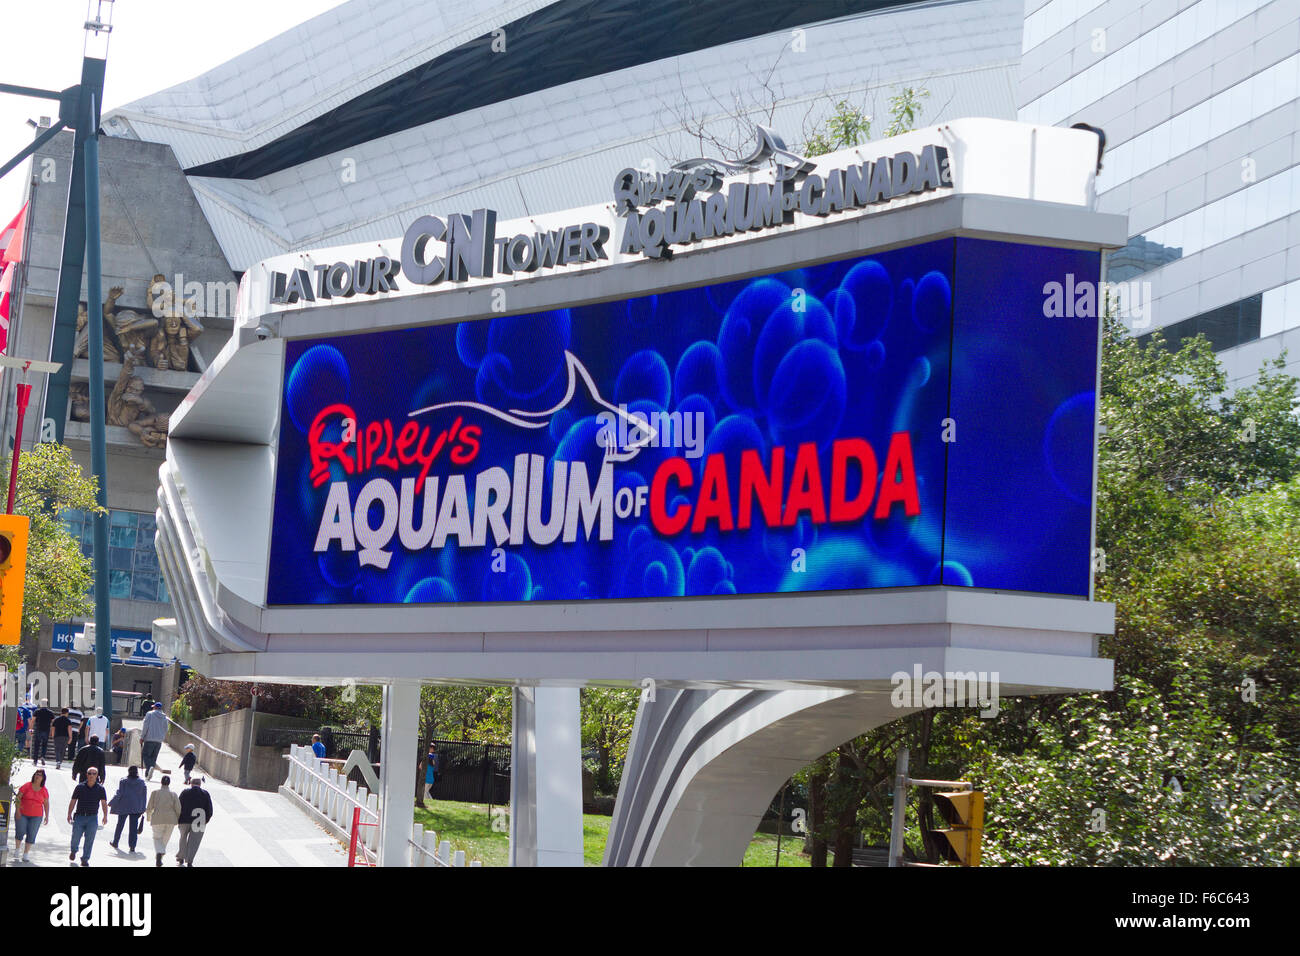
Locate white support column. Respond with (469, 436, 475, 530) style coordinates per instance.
(508, 685, 584, 867)
(378, 681, 420, 866)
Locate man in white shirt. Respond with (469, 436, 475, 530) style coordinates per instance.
(86, 708, 110, 747)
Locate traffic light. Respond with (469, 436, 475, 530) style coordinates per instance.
(0, 513, 30, 645)
(933, 789, 983, 866)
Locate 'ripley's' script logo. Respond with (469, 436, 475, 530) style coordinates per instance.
(308, 353, 921, 570)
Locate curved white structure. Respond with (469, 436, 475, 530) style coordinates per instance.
(157, 119, 1122, 864)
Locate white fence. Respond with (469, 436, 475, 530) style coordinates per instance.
(410, 823, 482, 867)
(285, 744, 380, 863)
(284, 744, 481, 867)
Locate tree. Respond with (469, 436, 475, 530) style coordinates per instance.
(0, 443, 100, 640)
(178, 674, 330, 721)
(580, 688, 638, 794)
(885, 87, 929, 137)
(785, 296, 1300, 865)
(801, 100, 873, 157)
(961, 326, 1300, 864)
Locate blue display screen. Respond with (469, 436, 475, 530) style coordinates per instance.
(266, 237, 1099, 605)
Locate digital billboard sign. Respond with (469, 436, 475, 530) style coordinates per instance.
(267, 237, 1100, 606)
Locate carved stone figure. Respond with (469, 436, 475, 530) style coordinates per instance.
(107, 351, 169, 448)
(74, 303, 121, 363)
(147, 274, 203, 371)
(69, 382, 91, 422)
(105, 286, 158, 360)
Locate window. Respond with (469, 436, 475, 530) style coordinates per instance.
(60, 509, 170, 605)
(1138, 295, 1263, 353)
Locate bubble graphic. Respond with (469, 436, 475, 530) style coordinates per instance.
(1044, 392, 1095, 505)
(549, 408, 576, 443)
(405, 577, 457, 603)
(318, 550, 358, 589)
(839, 260, 892, 348)
(286, 345, 349, 433)
(913, 271, 951, 333)
(627, 294, 658, 327)
(483, 309, 572, 402)
(686, 546, 730, 595)
(767, 340, 846, 448)
(618, 538, 685, 598)
(482, 552, 532, 601)
(475, 351, 516, 408)
(716, 277, 790, 412)
(825, 287, 856, 348)
(929, 560, 974, 586)
(456, 320, 491, 369)
(864, 340, 886, 370)
(615, 349, 672, 408)
(753, 295, 836, 414)
(674, 341, 724, 407)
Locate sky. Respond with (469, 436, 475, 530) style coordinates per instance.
(0, 0, 350, 220)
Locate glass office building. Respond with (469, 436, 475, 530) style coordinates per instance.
(1019, 0, 1300, 388)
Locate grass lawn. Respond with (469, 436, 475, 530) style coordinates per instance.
(411, 799, 811, 866)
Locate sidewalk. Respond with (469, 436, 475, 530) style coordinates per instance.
(7, 729, 347, 868)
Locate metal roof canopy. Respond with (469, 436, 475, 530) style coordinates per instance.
(182, 0, 913, 180)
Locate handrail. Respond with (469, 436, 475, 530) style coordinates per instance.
(409, 837, 452, 868)
(164, 714, 239, 761)
(285, 749, 379, 822)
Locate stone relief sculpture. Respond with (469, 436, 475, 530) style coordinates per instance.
(69, 382, 91, 423)
(147, 274, 203, 371)
(74, 302, 121, 363)
(106, 350, 169, 448)
(105, 286, 159, 360)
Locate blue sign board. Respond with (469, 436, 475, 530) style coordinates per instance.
(268, 237, 1100, 605)
(52, 625, 165, 666)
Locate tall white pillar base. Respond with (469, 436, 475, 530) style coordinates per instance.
(378, 682, 419, 866)
(509, 685, 584, 867)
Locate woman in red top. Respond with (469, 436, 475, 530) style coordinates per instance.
(14, 769, 50, 862)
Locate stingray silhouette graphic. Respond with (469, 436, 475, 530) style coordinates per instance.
(407, 351, 659, 463)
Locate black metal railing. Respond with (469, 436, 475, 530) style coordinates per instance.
(257, 726, 511, 805)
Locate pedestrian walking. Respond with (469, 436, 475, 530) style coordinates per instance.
(30, 701, 53, 765)
(145, 775, 181, 867)
(72, 735, 107, 785)
(16, 701, 32, 755)
(67, 766, 108, 867)
(110, 729, 125, 765)
(311, 733, 326, 758)
(180, 744, 197, 783)
(85, 708, 109, 746)
(13, 769, 50, 863)
(65, 707, 85, 764)
(108, 765, 148, 854)
(423, 743, 439, 801)
(51, 708, 72, 770)
(141, 702, 168, 780)
(176, 776, 213, 867)
(14, 707, 27, 755)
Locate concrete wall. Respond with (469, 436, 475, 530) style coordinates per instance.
(0, 128, 241, 693)
(166, 709, 317, 792)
